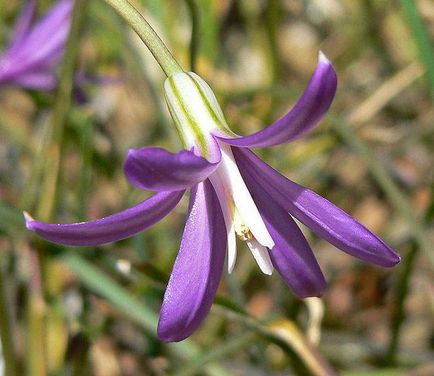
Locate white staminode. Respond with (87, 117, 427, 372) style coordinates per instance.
(209, 143, 275, 275)
(246, 239, 273, 275)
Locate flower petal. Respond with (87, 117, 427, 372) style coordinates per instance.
(2, 0, 72, 79)
(233, 148, 400, 267)
(9, 0, 36, 52)
(124, 147, 220, 191)
(158, 180, 226, 342)
(238, 159, 326, 297)
(25, 191, 184, 246)
(13, 71, 56, 90)
(18, 0, 72, 58)
(217, 52, 337, 148)
(209, 143, 274, 249)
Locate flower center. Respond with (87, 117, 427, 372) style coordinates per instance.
(208, 143, 274, 275)
(233, 208, 253, 241)
(164, 71, 274, 275)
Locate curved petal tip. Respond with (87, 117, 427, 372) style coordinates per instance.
(23, 211, 35, 231)
(216, 51, 337, 148)
(318, 50, 330, 64)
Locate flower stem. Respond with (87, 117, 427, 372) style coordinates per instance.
(184, 0, 200, 71)
(28, 1, 89, 374)
(0, 261, 17, 376)
(385, 244, 418, 365)
(104, 0, 183, 76)
(399, 0, 434, 100)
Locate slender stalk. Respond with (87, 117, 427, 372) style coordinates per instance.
(399, 0, 434, 99)
(0, 262, 17, 376)
(27, 1, 89, 375)
(26, 247, 47, 376)
(103, 0, 183, 76)
(264, 0, 283, 82)
(77, 116, 93, 221)
(385, 245, 418, 365)
(36, 0, 88, 221)
(184, 0, 200, 71)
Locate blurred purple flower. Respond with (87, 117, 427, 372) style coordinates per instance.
(0, 0, 73, 90)
(25, 53, 400, 342)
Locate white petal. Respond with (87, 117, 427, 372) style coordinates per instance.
(227, 228, 237, 273)
(246, 239, 273, 275)
(208, 173, 237, 273)
(217, 143, 275, 249)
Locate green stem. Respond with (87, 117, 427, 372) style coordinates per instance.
(26, 247, 47, 376)
(0, 262, 17, 376)
(385, 244, 418, 365)
(77, 116, 93, 221)
(27, 1, 89, 375)
(264, 0, 283, 82)
(185, 0, 200, 71)
(36, 0, 88, 221)
(399, 0, 434, 99)
(104, 0, 183, 76)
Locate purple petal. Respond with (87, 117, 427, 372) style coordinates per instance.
(217, 52, 337, 148)
(13, 71, 56, 90)
(158, 180, 226, 342)
(25, 191, 184, 246)
(18, 0, 72, 57)
(124, 147, 220, 191)
(0, 0, 72, 80)
(233, 148, 400, 267)
(9, 0, 37, 52)
(238, 159, 326, 297)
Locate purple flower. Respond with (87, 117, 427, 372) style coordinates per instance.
(25, 52, 400, 342)
(0, 0, 73, 90)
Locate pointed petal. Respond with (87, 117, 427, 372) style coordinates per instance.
(158, 181, 226, 342)
(9, 0, 36, 51)
(234, 148, 400, 267)
(217, 52, 337, 148)
(238, 159, 326, 297)
(124, 147, 220, 192)
(6, 0, 71, 74)
(25, 191, 184, 246)
(19, 0, 72, 56)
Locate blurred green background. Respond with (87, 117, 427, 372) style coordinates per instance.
(0, 0, 433, 375)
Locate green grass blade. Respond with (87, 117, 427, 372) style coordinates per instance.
(400, 0, 434, 99)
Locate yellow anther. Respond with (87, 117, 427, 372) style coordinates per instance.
(236, 224, 253, 241)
